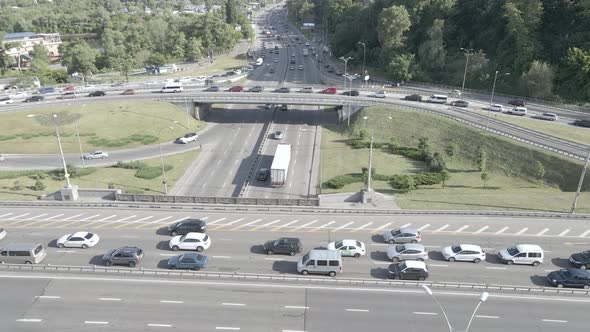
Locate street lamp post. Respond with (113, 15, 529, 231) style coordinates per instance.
(158, 122, 179, 195)
(363, 116, 373, 194)
(340, 56, 353, 88)
(422, 285, 489, 332)
(358, 42, 366, 84)
(485, 71, 510, 132)
(460, 48, 474, 92)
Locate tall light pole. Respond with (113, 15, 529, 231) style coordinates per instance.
(460, 48, 474, 93)
(571, 150, 590, 213)
(422, 285, 489, 332)
(485, 71, 510, 132)
(363, 116, 373, 195)
(340, 56, 353, 88)
(358, 42, 366, 84)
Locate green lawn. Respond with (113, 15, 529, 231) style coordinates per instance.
(0, 101, 205, 154)
(487, 113, 590, 145)
(0, 150, 199, 200)
(320, 107, 590, 213)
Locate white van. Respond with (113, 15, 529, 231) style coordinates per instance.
(0, 243, 47, 264)
(161, 83, 183, 93)
(255, 58, 264, 66)
(498, 244, 544, 266)
(297, 249, 342, 277)
(508, 107, 527, 116)
(428, 94, 448, 104)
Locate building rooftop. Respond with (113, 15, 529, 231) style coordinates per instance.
(3, 32, 38, 41)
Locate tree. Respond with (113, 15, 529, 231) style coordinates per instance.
(33, 180, 46, 191)
(445, 143, 458, 161)
(386, 53, 414, 81)
(476, 148, 487, 172)
(535, 161, 545, 183)
(146, 53, 167, 67)
(428, 152, 446, 172)
(31, 44, 49, 64)
(417, 19, 447, 71)
(481, 171, 490, 188)
(185, 37, 205, 62)
(390, 175, 415, 193)
(226, 0, 239, 24)
(440, 169, 450, 189)
(377, 5, 412, 49)
(417, 136, 432, 160)
(59, 41, 97, 76)
(358, 129, 369, 140)
(557, 47, 590, 100)
(521, 60, 554, 98)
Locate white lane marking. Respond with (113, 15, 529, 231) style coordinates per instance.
(558, 229, 571, 237)
(515, 228, 528, 235)
(129, 216, 154, 223)
(216, 327, 240, 330)
(371, 243, 388, 247)
(43, 214, 65, 221)
(579, 230, 590, 238)
(8, 213, 30, 220)
(148, 216, 172, 224)
(373, 222, 392, 232)
(346, 308, 369, 312)
(240, 219, 262, 227)
(61, 214, 83, 221)
(537, 228, 550, 236)
(475, 315, 499, 319)
(25, 214, 48, 220)
(258, 219, 281, 228)
(541, 319, 567, 323)
(283, 330, 308, 332)
(219, 218, 245, 226)
(495, 227, 509, 234)
(85, 321, 109, 325)
(16, 318, 42, 322)
(98, 215, 117, 222)
(429, 264, 449, 267)
(79, 214, 100, 221)
(352, 222, 373, 232)
(159, 254, 176, 257)
(486, 267, 507, 270)
(413, 312, 437, 315)
(292, 220, 318, 230)
(455, 225, 470, 233)
(222, 302, 245, 306)
(435, 224, 449, 232)
(418, 224, 430, 231)
(212, 256, 232, 259)
(274, 220, 300, 230)
(264, 257, 283, 261)
(160, 300, 183, 304)
(0, 212, 14, 218)
(99, 298, 121, 301)
(333, 222, 355, 232)
(37, 295, 61, 299)
(57, 250, 76, 253)
(284, 306, 309, 309)
(474, 226, 489, 234)
(372, 261, 390, 265)
(111, 215, 137, 223)
(208, 218, 226, 225)
(311, 221, 334, 231)
(400, 223, 411, 228)
(148, 323, 173, 327)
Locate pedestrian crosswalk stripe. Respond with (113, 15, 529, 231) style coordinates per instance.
(0, 212, 14, 218)
(79, 214, 101, 221)
(25, 214, 48, 220)
(43, 214, 65, 221)
(134, 216, 172, 229)
(98, 215, 117, 222)
(334, 222, 355, 232)
(61, 214, 83, 221)
(7, 213, 30, 220)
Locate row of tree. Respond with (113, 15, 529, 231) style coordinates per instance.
(290, 0, 590, 101)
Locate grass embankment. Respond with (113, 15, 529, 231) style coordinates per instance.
(321, 106, 590, 212)
(0, 150, 199, 200)
(0, 101, 204, 154)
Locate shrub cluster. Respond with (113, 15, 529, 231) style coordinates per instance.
(324, 174, 363, 189)
(134, 165, 173, 180)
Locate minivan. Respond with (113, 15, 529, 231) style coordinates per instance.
(297, 249, 342, 277)
(0, 243, 47, 264)
(427, 94, 448, 104)
(161, 83, 183, 93)
(508, 107, 527, 116)
(59, 91, 77, 99)
(498, 244, 544, 266)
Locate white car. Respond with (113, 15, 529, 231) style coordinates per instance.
(57, 231, 100, 249)
(0, 227, 6, 240)
(327, 239, 366, 258)
(169, 232, 211, 252)
(178, 77, 191, 83)
(441, 244, 486, 263)
(372, 91, 387, 98)
(84, 151, 109, 159)
(145, 81, 158, 86)
(0, 97, 14, 105)
(177, 133, 198, 144)
(536, 112, 558, 121)
(386, 243, 428, 262)
(489, 104, 504, 112)
(9, 91, 28, 99)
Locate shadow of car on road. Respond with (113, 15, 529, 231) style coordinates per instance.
(370, 267, 390, 280)
(155, 228, 170, 236)
(370, 251, 389, 262)
(485, 253, 505, 265)
(371, 234, 384, 244)
(530, 275, 552, 287)
(551, 258, 571, 269)
(271, 260, 298, 274)
(47, 239, 59, 248)
(428, 251, 446, 261)
(250, 245, 266, 255)
(157, 259, 172, 269)
(156, 241, 171, 251)
(88, 254, 104, 266)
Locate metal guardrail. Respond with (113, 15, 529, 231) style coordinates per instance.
(0, 200, 587, 219)
(1, 263, 588, 296)
(115, 193, 319, 206)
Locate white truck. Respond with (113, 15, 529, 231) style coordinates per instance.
(302, 49, 309, 57)
(270, 144, 291, 186)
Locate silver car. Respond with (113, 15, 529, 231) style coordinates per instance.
(386, 243, 428, 262)
(441, 244, 486, 263)
(84, 151, 109, 160)
(382, 227, 421, 244)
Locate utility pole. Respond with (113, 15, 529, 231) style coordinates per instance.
(571, 150, 590, 213)
(340, 56, 353, 88)
(460, 48, 474, 92)
(485, 71, 510, 132)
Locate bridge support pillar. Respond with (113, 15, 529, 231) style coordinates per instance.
(194, 103, 212, 120)
(339, 105, 364, 124)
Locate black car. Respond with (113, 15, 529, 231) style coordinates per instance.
(573, 119, 590, 128)
(342, 90, 359, 96)
(88, 90, 106, 97)
(570, 251, 590, 269)
(547, 268, 590, 289)
(263, 237, 302, 255)
(388, 261, 429, 281)
(168, 219, 207, 236)
(257, 168, 269, 181)
(249, 86, 264, 92)
(102, 246, 143, 267)
(450, 100, 469, 107)
(274, 87, 291, 93)
(404, 94, 423, 102)
(204, 86, 220, 92)
(508, 99, 526, 107)
(24, 95, 44, 102)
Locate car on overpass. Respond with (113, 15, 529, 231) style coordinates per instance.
(489, 104, 504, 112)
(371, 91, 387, 98)
(547, 268, 590, 289)
(404, 94, 422, 102)
(167, 253, 208, 271)
(342, 90, 359, 96)
(24, 95, 45, 102)
(263, 237, 302, 255)
(57, 231, 100, 249)
(84, 151, 109, 160)
(274, 87, 290, 93)
(449, 100, 469, 107)
(88, 90, 106, 97)
(176, 133, 198, 144)
(102, 246, 143, 267)
(320, 87, 337, 94)
(204, 86, 220, 92)
(388, 261, 428, 280)
(0, 96, 14, 105)
(535, 112, 559, 121)
(248, 86, 264, 92)
(229, 85, 245, 92)
(299, 87, 314, 93)
(573, 119, 590, 128)
(508, 99, 526, 107)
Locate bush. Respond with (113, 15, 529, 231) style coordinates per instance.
(428, 152, 446, 172)
(389, 175, 416, 192)
(11, 180, 23, 191)
(412, 173, 443, 186)
(324, 174, 363, 189)
(28, 172, 46, 180)
(134, 165, 173, 179)
(349, 139, 370, 149)
(394, 147, 425, 161)
(0, 134, 17, 141)
(48, 164, 77, 181)
(113, 161, 147, 169)
(32, 180, 46, 191)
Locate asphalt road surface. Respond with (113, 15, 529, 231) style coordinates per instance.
(0, 271, 587, 332)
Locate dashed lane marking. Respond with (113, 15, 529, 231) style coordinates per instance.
(537, 228, 549, 236)
(541, 319, 567, 323)
(372, 222, 392, 233)
(252, 219, 281, 231)
(216, 327, 240, 331)
(222, 303, 245, 306)
(351, 222, 373, 233)
(309, 221, 335, 232)
(558, 229, 571, 237)
(400, 223, 411, 228)
(16, 319, 42, 322)
(475, 315, 499, 319)
(345, 308, 369, 312)
(580, 230, 590, 238)
(37, 296, 61, 299)
(454, 225, 470, 233)
(418, 224, 430, 231)
(474, 226, 489, 234)
(515, 228, 529, 235)
(284, 306, 309, 309)
(413, 312, 437, 316)
(85, 321, 109, 325)
(495, 227, 509, 234)
(148, 323, 172, 327)
(0, 212, 14, 218)
(333, 222, 355, 232)
(435, 224, 449, 232)
(160, 300, 183, 304)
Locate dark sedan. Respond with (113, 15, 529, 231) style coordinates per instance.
(167, 253, 208, 271)
(573, 119, 590, 128)
(274, 87, 291, 93)
(508, 99, 526, 107)
(547, 268, 590, 289)
(248, 86, 264, 92)
(24, 95, 44, 102)
(88, 90, 106, 97)
(450, 100, 469, 107)
(342, 90, 359, 96)
(204, 86, 220, 92)
(570, 251, 590, 269)
(263, 237, 302, 255)
(404, 94, 423, 101)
